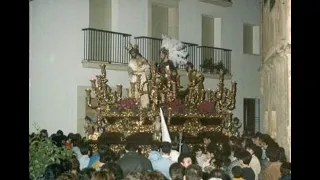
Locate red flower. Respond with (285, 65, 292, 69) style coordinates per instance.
(120, 98, 137, 109)
(169, 99, 186, 114)
(199, 101, 214, 114)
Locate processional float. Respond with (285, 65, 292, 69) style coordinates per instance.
(84, 35, 241, 154)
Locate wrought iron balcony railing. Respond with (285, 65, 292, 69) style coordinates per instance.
(197, 46, 232, 74)
(134, 36, 198, 69)
(82, 28, 132, 64)
(82, 29, 232, 74)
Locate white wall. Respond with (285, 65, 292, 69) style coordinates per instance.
(113, 0, 149, 39)
(179, 0, 261, 132)
(30, 0, 261, 134)
(29, 0, 130, 134)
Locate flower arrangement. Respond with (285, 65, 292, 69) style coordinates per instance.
(169, 99, 186, 114)
(199, 101, 215, 114)
(120, 98, 137, 110)
(200, 59, 229, 74)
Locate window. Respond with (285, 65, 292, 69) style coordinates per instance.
(202, 15, 215, 47)
(201, 15, 222, 47)
(243, 98, 260, 133)
(88, 0, 112, 61)
(151, 2, 179, 38)
(89, 0, 111, 30)
(201, 15, 222, 60)
(243, 24, 260, 55)
(152, 5, 168, 38)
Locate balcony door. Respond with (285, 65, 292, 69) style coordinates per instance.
(201, 15, 215, 61)
(148, 3, 179, 62)
(243, 98, 261, 133)
(152, 5, 168, 39)
(88, 0, 112, 62)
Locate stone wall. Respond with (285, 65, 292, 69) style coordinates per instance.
(260, 0, 291, 161)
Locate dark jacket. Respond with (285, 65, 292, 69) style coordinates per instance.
(279, 175, 291, 180)
(117, 151, 153, 177)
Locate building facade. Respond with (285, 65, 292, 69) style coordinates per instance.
(260, 0, 291, 160)
(30, 0, 261, 136)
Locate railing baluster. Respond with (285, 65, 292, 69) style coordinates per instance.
(118, 35, 120, 63)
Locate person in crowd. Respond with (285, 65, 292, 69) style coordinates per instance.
(42, 163, 64, 180)
(245, 143, 261, 180)
(78, 142, 91, 170)
(124, 172, 144, 180)
(251, 132, 262, 147)
(149, 142, 174, 179)
(228, 136, 238, 147)
(231, 166, 244, 180)
(92, 145, 116, 170)
(117, 143, 153, 177)
(203, 135, 212, 151)
(170, 142, 180, 162)
(70, 155, 81, 175)
(71, 134, 82, 159)
(279, 162, 291, 180)
(169, 162, 185, 180)
(101, 162, 124, 180)
(240, 138, 253, 149)
(52, 130, 67, 147)
(56, 171, 78, 180)
(262, 146, 282, 180)
(91, 170, 115, 180)
(65, 133, 74, 150)
(40, 129, 49, 139)
(143, 170, 166, 180)
(202, 143, 216, 172)
(193, 145, 206, 167)
(148, 143, 160, 159)
(88, 145, 100, 168)
(209, 168, 230, 180)
(178, 153, 194, 168)
(78, 167, 95, 180)
(184, 164, 203, 180)
(278, 147, 287, 163)
(238, 150, 255, 180)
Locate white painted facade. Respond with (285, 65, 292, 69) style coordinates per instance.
(29, 0, 261, 135)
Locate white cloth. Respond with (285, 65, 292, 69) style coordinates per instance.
(196, 154, 206, 167)
(78, 155, 90, 170)
(128, 59, 150, 108)
(202, 159, 211, 171)
(169, 150, 180, 162)
(249, 154, 261, 180)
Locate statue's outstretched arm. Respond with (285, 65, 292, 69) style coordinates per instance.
(127, 66, 134, 77)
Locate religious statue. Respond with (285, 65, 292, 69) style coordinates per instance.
(84, 116, 94, 139)
(178, 61, 205, 100)
(88, 125, 100, 140)
(186, 62, 204, 91)
(152, 116, 162, 141)
(157, 35, 189, 91)
(126, 43, 150, 108)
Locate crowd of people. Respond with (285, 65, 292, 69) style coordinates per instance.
(29, 129, 291, 180)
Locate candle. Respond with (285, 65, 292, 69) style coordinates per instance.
(117, 84, 123, 98)
(161, 93, 165, 103)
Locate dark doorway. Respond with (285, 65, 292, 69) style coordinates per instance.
(243, 98, 260, 133)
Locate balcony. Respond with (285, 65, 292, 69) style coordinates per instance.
(82, 28, 232, 77)
(200, 0, 232, 7)
(134, 37, 231, 75)
(82, 28, 131, 64)
(134, 36, 198, 70)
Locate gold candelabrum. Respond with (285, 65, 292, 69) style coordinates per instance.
(85, 64, 240, 141)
